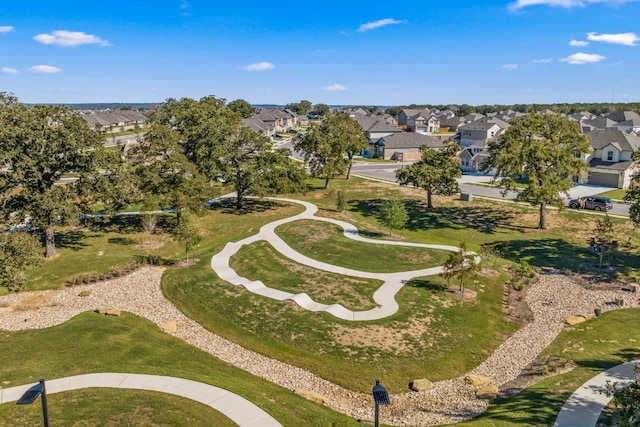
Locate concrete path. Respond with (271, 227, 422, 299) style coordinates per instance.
(554, 359, 640, 427)
(0, 373, 282, 427)
(211, 197, 475, 321)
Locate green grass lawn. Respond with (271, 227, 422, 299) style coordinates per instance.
(596, 188, 627, 201)
(456, 308, 640, 426)
(0, 312, 359, 426)
(8, 176, 640, 424)
(275, 219, 452, 272)
(231, 240, 381, 310)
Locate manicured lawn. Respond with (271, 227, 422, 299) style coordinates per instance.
(0, 312, 359, 426)
(455, 308, 640, 426)
(1, 389, 237, 427)
(596, 188, 627, 201)
(275, 219, 452, 272)
(231, 240, 381, 310)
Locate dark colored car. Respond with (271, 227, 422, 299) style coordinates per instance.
(568, 195, 613, 211)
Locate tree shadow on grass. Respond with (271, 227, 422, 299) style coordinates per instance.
(352, 198, 521, 234)
(54, 230, 92, 251)
(405, 278, 448, 291)
(494, 238, 608, 272)
(107, 237, 137, 245)
(214, 198, 292, 215)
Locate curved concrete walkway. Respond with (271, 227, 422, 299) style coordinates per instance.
(0, 373, 282, 427)
(212, 197, 474, 321)
(554, 359, 639, 427)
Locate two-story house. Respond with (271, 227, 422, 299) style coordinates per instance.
(397, 108, 440, 133)
(586, 129, 640, 188)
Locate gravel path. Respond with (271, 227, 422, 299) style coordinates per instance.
(1, 267, 638, 426)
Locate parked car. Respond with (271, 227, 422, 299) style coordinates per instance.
(568, 196, 613, 211)
(287, 129, 298, 133)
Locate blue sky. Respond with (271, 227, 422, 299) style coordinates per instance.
(1, 0, 638, 106)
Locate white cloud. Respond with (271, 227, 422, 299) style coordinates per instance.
(570, 39, 589, 46)
(502, 64, 519, 70)
(587, 31, 639, 46)
(358, 18, 406, 32)
(1, 67, 18, 74)
(510, 0, 639, 9)
(28, 65, 62, 73)
(0, 26, 15, 34)
(323, 83, 347, 92)
(238, 61, 275, 71)
(532, 57, 553, 63)
(34, 30, 110, 47)
(559, 52, 606, 64)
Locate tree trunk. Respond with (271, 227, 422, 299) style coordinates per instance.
(236, 191, 244, 211)
(324, 177, 330, 189)
(185, 242, 189, 262)
(45, 227, 56, 258)
(346, 157, 353, 180)
(460, 279, 464, 295)
(427, 191, 434, 209)
(538, 203, 547, 230)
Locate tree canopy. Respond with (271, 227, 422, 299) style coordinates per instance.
(146, 96, 305, 211)
(294, 112, 367, 188)
(227, 99, 255, 118)
(481, 112, 591, 229)
(0, 92, 106, 257)
(396, 141, 461, 209)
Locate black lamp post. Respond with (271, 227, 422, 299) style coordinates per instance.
(372, 379, 390, 427)
(16, 379, 50, 427)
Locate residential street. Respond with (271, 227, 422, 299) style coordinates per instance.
(349, 162, 631, 217)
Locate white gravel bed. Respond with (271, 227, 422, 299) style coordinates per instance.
(0, 267, 638, 426)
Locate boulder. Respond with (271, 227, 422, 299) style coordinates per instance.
(96, 308, 121, 316)
(295, 389, 327, 405)
(160, 321, 177, 333)
(78, 290, 91, 297)
(564, 315, 586, 325)
(476, 385, 499, 400)
(410, 379, 434, 392)
(465, 374, 492, 386)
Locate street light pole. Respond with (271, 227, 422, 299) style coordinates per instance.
(16, 379, 50, 427)
(372, 379, 390, 427)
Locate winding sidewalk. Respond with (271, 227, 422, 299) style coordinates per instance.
(0, 373, 282, 427)
(211, 197, 468, 320)
(554, 359, 640, 427)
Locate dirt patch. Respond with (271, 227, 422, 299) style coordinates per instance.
(331, 316, 432, 355)
(134, 241, 165, 250)
(12, 294, 59, 311)
(173, 258, 199, 269)
(502, 282, 534, 327)
(478, 268, 500, 278)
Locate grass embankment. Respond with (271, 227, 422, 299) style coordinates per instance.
(456, 309, 640, 426)
(0, 313, 358, 426)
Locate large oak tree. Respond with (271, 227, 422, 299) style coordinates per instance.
(481, 112, 591, 229)
(149, 96, 305, 211)
(294, 112, 367, 188)
(395, 141, 461, 209)
(0, 93, 105, 258)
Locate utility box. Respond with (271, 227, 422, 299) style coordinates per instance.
(460, 193, 473, 202)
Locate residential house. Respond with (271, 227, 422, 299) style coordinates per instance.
(397, 108, 439, 133)
(242, 118, 275, 137)
(612, 119, 640, 133)
(80, 109, 148, 131)
(457, 120, 505, 172)
(253, 108, 298, 132)
(374, 133, 448, 160)
(585, 129, 640, 188)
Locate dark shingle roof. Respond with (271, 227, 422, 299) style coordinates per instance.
(588, 129, 640, 152)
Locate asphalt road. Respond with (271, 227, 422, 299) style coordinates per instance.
(348, 161, 631, 217)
